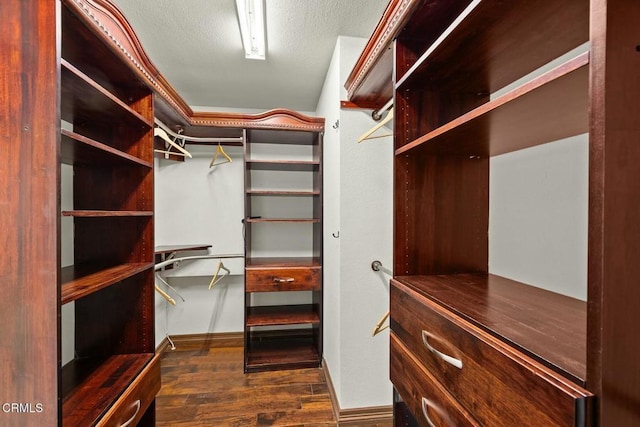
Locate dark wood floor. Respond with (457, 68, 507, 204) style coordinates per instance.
(156, 337, 338, 426)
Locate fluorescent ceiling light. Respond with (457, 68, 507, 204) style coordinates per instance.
(235, 0, 266, 60)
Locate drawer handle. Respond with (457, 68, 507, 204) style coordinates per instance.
(421, 397, 439, 427)
(422, 330, 463, 369)
(120, 399, 141, 427)
(273, 277, 295, 283)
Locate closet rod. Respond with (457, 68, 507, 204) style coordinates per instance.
(371, 98, 393, 121)
(155, 254, 244, 271)
(154, 118, 244, 144)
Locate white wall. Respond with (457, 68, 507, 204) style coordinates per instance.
(154, 145, 246, 345)
(317, 36, 394, 410)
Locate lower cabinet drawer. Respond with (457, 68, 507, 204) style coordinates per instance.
(246, 267, 321, 292)
(391, 333, 480, 427)
(97, 354, 161, 427)
(391, 279, 593, 426)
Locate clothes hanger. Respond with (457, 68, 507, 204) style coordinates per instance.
(154, 127, 192, 158)
(208, 260, 231, 289)
(357, 107, 394, 143)
(154, 284, 176, 306)
(209, 143, 233, 168)
(155, 272, 186, 302)
(372, 310, 390, 337)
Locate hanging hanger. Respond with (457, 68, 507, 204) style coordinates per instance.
(209, 143, 233, 168)
(208, 260, 231, 289)
(155, 272, 186, 302)
(357, 107, 394, 143)
(154, 284, 176, 306)
(154, 127, 193, 158)
(372, 310, 390, 336)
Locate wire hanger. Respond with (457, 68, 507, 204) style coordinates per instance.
(209, 143, 233, 168)
(357, 107, 394, 143)
(208, 260, 231, 289)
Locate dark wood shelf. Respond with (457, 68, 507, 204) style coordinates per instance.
(246, 257, 322, 269)
(247, 190, 320, 196)
(62, 353, 154, 426)
(61, 129, 153, 168)
(395, 0, 588, 95)
(154, 244, 212, 255)
(245, 330, 320, 372)
(246, 159, 319, 171)
(61, 59, 153, 129)
(61, 263, 153, 304)
(247, 304, 320, 327)
(396, 52, 589, 157)
(62, 210, 154, 217)
(393, 273, 586, 384)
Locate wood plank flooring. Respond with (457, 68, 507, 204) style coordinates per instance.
(156, 339, 337, 426)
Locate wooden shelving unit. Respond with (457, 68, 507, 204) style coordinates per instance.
(351, 0, 640, 425)
(244, 128, 324, 372)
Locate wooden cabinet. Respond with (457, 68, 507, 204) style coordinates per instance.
(244, 129, 324, 372)
(2, 0, 158, 425)
(347, 0, 640, 425)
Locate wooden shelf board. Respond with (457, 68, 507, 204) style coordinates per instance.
(62, 353, 154, 426)
(393, 273, 586, 384)
(62, 210, 154, 217)
(61, 129, 152, 168)
(245, 257, 322, 269)
(246, 217, 320, 223)
(248, 128, 319, 145)
(245, 330, 320, 372)
(154, 244, 211, 255)
(247, 190, 320, 196)
(396, 52, 589, 157)
(246, 304, 320, 327)
(395, 0, 588, 96)
(246, 160, 319, 171)
(61, 262, 153, 304)
(61, 59, 152, 129)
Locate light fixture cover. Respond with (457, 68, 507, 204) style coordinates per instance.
(235, 0, 266, 60)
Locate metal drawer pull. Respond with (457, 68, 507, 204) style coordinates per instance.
(422, 330, 463, 369)
(421, 397, 439, 427)
(273, 277, 295, 283)
(120, 399, 141, 427)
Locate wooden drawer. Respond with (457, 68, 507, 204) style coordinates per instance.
(391, 333, 480, 427)
(246, 267, 321, 292)
(391, 279, 593, 426)
(97, 354, 161, 427)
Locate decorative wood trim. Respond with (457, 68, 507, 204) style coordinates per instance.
(322, 359, 394, 426)
(344, 0, 422, 108)
(63, 0, 325, 133)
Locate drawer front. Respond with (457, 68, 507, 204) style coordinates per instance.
(391, 279, 593, 426)
(97, 354, 161, 427)
(391, 333, 480, 427)
(246, 267, 321, 292)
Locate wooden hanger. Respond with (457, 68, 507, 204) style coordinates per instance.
(209, 143, 233, 168)
(372, 310, 390, 336)
(208, 261, 231, 289)
(154, 127, 192, 158)
(357, 107, 394, 143)
(155, 284, 176, 306)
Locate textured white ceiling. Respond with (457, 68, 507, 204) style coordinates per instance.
(111, 0, 389, 112)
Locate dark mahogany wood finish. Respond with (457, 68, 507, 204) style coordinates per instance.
(244, 129, 324, 373)
(345, 0, 640, 425)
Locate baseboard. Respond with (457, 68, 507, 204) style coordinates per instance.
(322, 359, 394, 426)
(157, 332, 244, 352)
